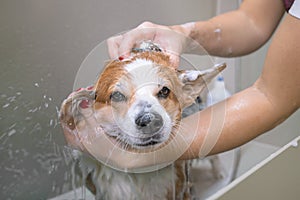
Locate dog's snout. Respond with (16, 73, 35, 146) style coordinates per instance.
(135, 112, 163, 134)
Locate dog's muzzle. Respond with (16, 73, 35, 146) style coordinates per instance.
(135, 112, 163, 135)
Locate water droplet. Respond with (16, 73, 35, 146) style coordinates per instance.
(7, 96, 16, 102)
(8, 129, 16, 137)
(25, 116, 32, 120)
(34, 83, 39, 87)
(28, 107, 38, 113)
(214, 28, 221, 33)
(8, 123, 17, 129)
(3, 103, 10, 108)
(291, 140, 298, 147)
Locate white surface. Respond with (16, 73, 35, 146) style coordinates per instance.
(191, 149, 240, 199)
(290, 0, 300, 19)
(49, 187, 94, 200)
(207, 136, 300, 200)
(236, 141, 279, 176)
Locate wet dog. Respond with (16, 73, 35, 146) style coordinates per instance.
(60, 43, 225, 199)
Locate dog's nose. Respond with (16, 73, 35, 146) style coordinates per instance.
(135, 113, 153, 127)
(135, 112, 163, 134)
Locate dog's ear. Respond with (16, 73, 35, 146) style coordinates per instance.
(177, 63, 226, 108)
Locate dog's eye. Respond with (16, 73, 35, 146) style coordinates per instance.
(157, 87, 170, 98)
(110, 91, 127, 102)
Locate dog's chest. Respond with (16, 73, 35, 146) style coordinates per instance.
(91, 164, 178, 200)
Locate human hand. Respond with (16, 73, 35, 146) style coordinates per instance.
(59, 86, 195, 172)
(107, 21, 194, 68)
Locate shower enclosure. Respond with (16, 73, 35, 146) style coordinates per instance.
(1, 0, 299, 199)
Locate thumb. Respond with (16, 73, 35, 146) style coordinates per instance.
(167, 53, 180, 69)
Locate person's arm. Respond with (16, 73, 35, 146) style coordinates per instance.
(173, 0, 285, 57)
(108, 0, 285, 65)
(181, 13, 300, 159)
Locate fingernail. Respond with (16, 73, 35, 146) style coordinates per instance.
(87, 86, 94, 90)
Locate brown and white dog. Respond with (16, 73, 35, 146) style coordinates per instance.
(60, 43, 225, 200)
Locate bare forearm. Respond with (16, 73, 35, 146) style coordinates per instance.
(180, 86, 277, 159)
(209, 87, 284, 155)
(190, 12, 269, 57)
(181, 13, 300, 160)
(175, 0, 284, 57)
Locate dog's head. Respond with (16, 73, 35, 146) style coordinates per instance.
(60, 51, 225, 153)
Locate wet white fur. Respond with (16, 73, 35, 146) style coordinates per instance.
(74, 150, 178, 200)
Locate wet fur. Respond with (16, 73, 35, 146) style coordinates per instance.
(60, 51, 225, 199)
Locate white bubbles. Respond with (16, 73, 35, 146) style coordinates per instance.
(7, 129, 16, 137)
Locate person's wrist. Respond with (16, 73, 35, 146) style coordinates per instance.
(168, 23, 192, 54)
(171, 22, 205, 54)
(170, 23, 192, 37)
(174, 21, 207, 55)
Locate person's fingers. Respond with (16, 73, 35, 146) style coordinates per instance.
(169, 53, 180, 68)
(107, 35, 123, 59)
(118, 25, 156, 57)
(117, 30, 141, 58)
(107, 21, 185, 66)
